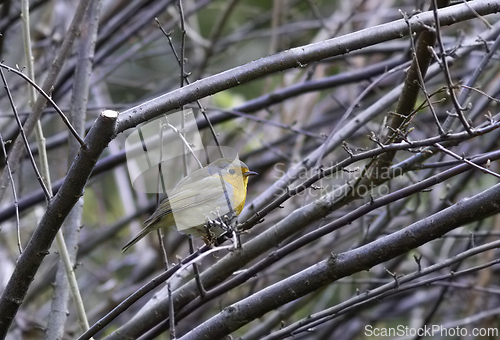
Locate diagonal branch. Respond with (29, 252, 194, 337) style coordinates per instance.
(179, 179, 500, 340)
(115, 0, 500, 134)
(0, 0, 93, 204)
(0, 110, 117, 338)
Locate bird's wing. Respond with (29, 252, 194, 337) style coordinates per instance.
(144, 177, 224, 226)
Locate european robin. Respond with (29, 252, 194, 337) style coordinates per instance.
(122, 158, 257, 252)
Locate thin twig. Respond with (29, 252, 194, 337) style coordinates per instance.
(0, 68, 51, 201)
(461, 0, 492, 28)
(273, 242, 500, 339)
(76, 247, 210, 340)
(434, 143, 500, 179)
(166, 120, 203, 168)
(432, 0, 473, 134)
(0, 131, 20, 253)
(155, 18, 224, 159)
(404, 12, 444, 135)
(0, 63, 86, 147)
(239, 119, 500, 232)
(316, 59, 413, 166)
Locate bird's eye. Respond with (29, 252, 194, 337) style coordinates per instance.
(228, 169, 236, 175)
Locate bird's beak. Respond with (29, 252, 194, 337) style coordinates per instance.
(244, 170, 258, 177)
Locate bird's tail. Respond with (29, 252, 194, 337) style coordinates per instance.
(121, 225, 152, 252)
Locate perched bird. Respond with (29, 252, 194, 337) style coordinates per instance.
(122, 158, 257, 252)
